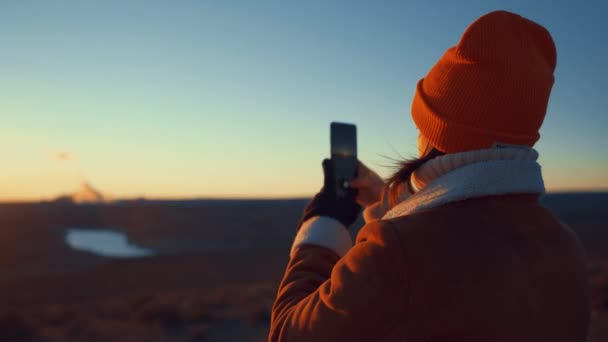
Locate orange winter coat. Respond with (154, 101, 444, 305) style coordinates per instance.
(270, 195, 590, 341)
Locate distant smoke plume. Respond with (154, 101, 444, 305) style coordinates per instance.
(71, 181, 108, 204)
(48, 150, 108, 203)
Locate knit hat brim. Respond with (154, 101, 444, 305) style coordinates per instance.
(412, 79, 541, 153)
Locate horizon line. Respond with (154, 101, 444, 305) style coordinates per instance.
(1, 190, 608, 205)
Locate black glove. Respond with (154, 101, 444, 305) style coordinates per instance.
(298, 159, 362, 229)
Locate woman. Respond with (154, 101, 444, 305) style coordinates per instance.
(270, 11, 590, 341)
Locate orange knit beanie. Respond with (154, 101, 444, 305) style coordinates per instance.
(412, 10, 557, 153)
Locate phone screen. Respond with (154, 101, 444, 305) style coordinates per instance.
(330, 122, 357, 198)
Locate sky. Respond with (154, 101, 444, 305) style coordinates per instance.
(1, 0, 607, 201)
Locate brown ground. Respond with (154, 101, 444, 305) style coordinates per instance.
(0, 201, 299, 342)
(0, 195, 606, 341)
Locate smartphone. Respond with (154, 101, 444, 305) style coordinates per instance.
(330, 122, 357, 198)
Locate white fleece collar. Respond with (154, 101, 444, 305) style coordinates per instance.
(411, 146, 540, 192)
(383, 159, 545, 219)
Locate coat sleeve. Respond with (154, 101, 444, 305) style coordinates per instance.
(269, 218, 408, 342)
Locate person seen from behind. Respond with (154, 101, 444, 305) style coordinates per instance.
(270, 10, 590, 341)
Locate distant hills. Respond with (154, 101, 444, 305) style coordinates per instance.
(51, 182, 108, 204)
(3, 192, 606, 215)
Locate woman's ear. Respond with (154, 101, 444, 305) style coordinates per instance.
(417, 133, 432, 157)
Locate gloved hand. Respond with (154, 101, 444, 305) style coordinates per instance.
(298, 159, 362, 229)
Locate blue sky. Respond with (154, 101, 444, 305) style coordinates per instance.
(1, 0, 607, 200)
